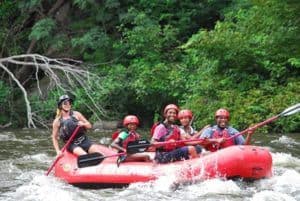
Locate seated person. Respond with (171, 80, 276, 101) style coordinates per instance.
(151, 104, 204, 164)
(111, 115, 150, 162)
(178, 109, 210, 139)
(199, 108, 254, 152)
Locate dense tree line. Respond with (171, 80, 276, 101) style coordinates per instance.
(0, 0, 299, 132)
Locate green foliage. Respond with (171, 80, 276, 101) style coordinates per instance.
(71, 28, 112, 61)
(29, 18, 56, 41)
(181, 0, 300, 132)
(0, 0, 16, 21)
(288, 58, 300, 68)
(1, 0, 299, 132)
(18, 0, 41, 10)
(73, 0, 89, 10)
(0, 81, 13, 124)
(0, 81, 10, 106)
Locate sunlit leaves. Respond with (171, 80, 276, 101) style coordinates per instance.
(29, 18, 56, 41)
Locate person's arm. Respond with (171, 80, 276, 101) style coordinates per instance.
(179, 127, 193, 140)
(52, 119, 61, 155)
(244, 128, 254, 145)
(150, 125, 169, 151)
(111, 138, 126, 152)
(229, 127, 246, 145)
(151, 124, 164, 143)
(199, 127, 225, 146)
(74, 111, 92, 129)
(192, 124, 211, 139)
(110, 132, 127, 152)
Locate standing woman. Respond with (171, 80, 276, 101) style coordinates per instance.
(52, 95, 99, 156)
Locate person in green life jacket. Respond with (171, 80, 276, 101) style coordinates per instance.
(199, 108, 254, 152)
(110, 115, 151, 162)
(52, 95, 101, 156)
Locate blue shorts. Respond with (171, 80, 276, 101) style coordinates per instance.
(194, 145, 203, 153)
(67, 135, 93, 153)
(154, 146, 189, 163)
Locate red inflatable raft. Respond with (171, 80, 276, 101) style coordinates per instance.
(54, 145, 272, 188)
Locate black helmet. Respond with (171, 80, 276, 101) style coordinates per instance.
(57, 94, 73, 107)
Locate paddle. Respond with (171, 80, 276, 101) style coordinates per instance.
(77, 152, 126, 168)
(226, 103, 300, 141)
(45, 125, 81, 176)
(126, 138, 206, 154)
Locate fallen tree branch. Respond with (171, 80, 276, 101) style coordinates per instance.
(0, 54, 105, 128)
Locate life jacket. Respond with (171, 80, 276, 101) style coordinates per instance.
(113, 129, 141, 149)
(111, 130, 121, 140)
(179, 125, 195, 136)
(59, 110, 85, 142)
(206, 127, 235, 152)
(150, 122, 160, 137)
(153, 123, 181, 151)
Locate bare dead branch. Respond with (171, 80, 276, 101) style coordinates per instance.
(0, 54, 105, 128)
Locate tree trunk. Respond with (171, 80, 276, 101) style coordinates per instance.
(15, 0, 69, 87)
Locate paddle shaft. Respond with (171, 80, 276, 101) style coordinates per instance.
(45, 125, 81, 176)
(226, 103, 300, 141)
(127, 138, 205, 152)
(226, 116, 278, 141)
(153, 138, 205, 147)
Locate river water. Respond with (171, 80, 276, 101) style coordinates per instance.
(0, 129, 299, 201)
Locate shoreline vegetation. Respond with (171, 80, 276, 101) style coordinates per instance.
(0, 1, 299, 133)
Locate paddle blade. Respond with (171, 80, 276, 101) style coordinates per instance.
(127, 140, 151, 154)
(77, 152, 104, 168)
(280, 103, 300, 116)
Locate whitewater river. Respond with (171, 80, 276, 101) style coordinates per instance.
(0, 129, 299, 201)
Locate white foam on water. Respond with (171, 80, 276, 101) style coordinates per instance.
(0, 132, 16, 141)
(23, 153, 50, 162)
(2, 172, 81, 201)
(98, 137, 112, 145)
(109, 169, 188, 201)
(124, 179, 242, 201)
(0, 133, 39, 144)
(254, 168, 300, 201)
(185, 178, 242, 196)
(271, 170, 300, 194)
(271, 135, 299, 146)
(272, 152, 300, 167)
(125, 173, 178, 193)
(250, 190, 296, 201)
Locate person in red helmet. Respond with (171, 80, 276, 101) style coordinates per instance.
(178, 109, 209, 139)
(151, 104, 203, 163)
(111, 115, 150, 162)
(199, 108, 254, 152)
(52, 95, 101, 156)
